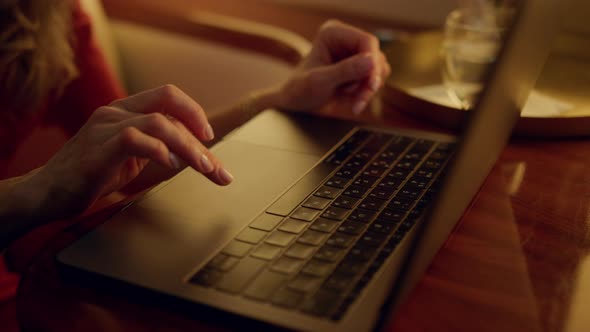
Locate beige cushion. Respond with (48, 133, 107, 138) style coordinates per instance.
(79, 0, 311, 113)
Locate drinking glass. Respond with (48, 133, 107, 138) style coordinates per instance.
(441, 8, 512, 109)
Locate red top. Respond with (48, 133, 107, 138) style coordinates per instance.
(0, 0, 125, 318)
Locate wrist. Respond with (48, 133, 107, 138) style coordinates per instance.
(250, 86, 285, 111)
(10, 168, 50, 223)
(0, 168, 50, 248)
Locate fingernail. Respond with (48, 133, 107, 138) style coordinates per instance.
(218, 167, 234, 185)
(169, 152, 181, 169)
(370, 75, 381, 92)
(200, 153, 215, 173)
(204, 124, 215, 141)
(352, 100, 367, 115)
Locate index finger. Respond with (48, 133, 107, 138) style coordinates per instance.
(110, 85, 215, 142)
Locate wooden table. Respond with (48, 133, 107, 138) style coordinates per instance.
(15, 94, 590, 332)
(13, 1, 590, 332)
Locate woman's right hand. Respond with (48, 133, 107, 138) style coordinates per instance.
(28, 85, 233, 222)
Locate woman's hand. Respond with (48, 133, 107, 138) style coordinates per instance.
(275, 20, 391, 114)
(29, 85, 233, 221)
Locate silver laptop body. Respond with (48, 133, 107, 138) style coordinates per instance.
(58, 1, 567, 331)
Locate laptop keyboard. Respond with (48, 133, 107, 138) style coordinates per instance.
(189, 129, 455, 320)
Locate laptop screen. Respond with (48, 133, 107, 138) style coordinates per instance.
(377, 0, 570, 329)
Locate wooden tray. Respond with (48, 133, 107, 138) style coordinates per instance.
(382, 31, 590, 137)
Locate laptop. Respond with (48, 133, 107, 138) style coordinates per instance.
(57, 1, 568, 331)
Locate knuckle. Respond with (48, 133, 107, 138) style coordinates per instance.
(321, 19, 342, 31)
(159, 84, 181, 101)
(152, 140, 167, 157)
(93, 106, 115, 118)
(118, 127, 139, 147)
(146, 113, 169, 130)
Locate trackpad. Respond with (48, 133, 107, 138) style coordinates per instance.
(129, 140, 322, 267)
(58, 140, 324, 283)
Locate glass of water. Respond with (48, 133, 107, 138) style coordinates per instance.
(441, 7, 512, 109)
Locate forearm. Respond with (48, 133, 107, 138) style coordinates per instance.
(0, 169, 46, 250)
(207, 87, 284, 146)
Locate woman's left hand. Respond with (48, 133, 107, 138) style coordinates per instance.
(274, 20, 391, 114)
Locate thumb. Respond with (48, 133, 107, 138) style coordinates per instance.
(313, 53, 376, 90)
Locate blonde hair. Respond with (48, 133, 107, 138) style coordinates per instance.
(0, 0, 78, 117)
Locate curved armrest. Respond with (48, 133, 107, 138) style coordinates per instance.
(101, 0, 310, 66)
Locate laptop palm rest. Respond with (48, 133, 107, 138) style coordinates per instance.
(58, 111, 355, 288)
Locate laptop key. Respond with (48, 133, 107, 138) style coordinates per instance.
(358, 197, 386, 211)
(338, 221, 366, 235)
(402, 151, 425, 161)
(208, 254, 240, 272)
(397, 186, 424, 200)
(216, 257, 266, 294)
(265, 231, 296, 247)
(370, 221, 397, 235)
(287, 275, 323, 293)
(243, 270, 288, 302)
(266, 162, 335, 216)
(314, 245, 346, 262)
(279, 218, 309, 234)
(335, 167, 360, 179)
(413, 139, 435, 151)
(324, 275, 353, 292)
(284, 243, 316, 260)
(394, 161, 418, 170)
(271, 257, 305, 275)
(354, 149, 377, 161)
(325, 176, 349, 189)
(251, 243, 282, 261)
(388, 169, 410, 179)
(348, 208, 376, 223)
(353, 175, 379, 187)
(301, 259, 335, 277)
(321, 207, 350, 221)
(310, 218, 339, 233)
(377, 209, 405, 224)
(407, 177, 429, 189)
(291, 207, 320, 222)
(415, 168, 435, 179)
(347, 245, 377, 261)
(387, 136, 413, 152)
(363, 133, 393, 151)
(314, 186, 342, 199)
(250, 213, 283, 231)
(371, 158, 393, 169)
(357, 232, 387, 247)
(301, 290, 342, 317)
(302, 196, 332, 210)
(368, 187, 394, 200)
(326, 233, 355, 249)
(332, 196, 359, 209)
(189, 268, 223, 287)
(236, 227, 268, 244)
(271, 288, 305, 309)
(336, 259, 367, 276)
(298, 230, 328, 246)
(342, 185, 369, 198)
(377, 177, 401, 190)
(222, 240, 254, 257)
(422, 160, 443, 170)
(387, 197, 414, 210)
(362, 166, 385, 178)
